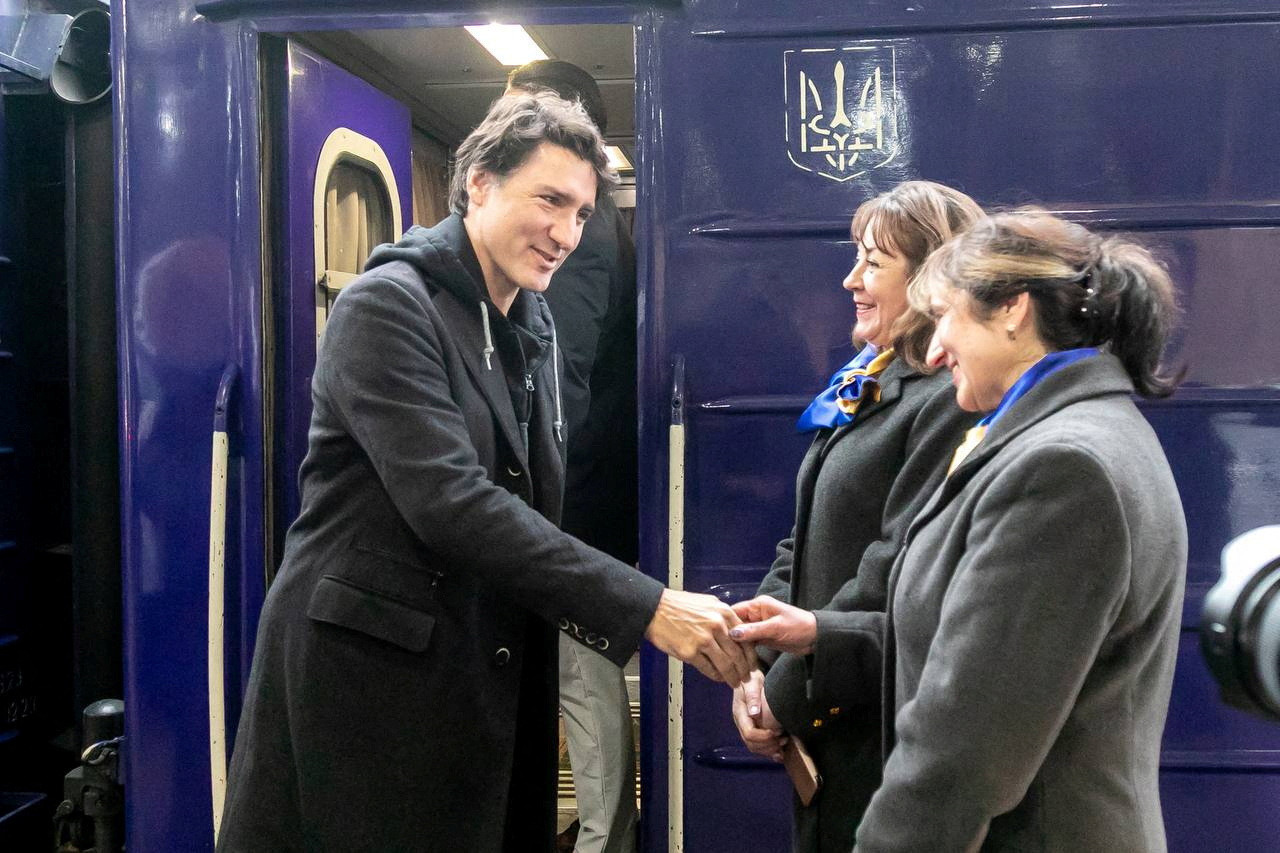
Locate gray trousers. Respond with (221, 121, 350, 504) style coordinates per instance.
(559, 633, 637, 853)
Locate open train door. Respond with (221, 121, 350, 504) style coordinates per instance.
(268, 38, 413, 557)
(635, 2, 1280, 852)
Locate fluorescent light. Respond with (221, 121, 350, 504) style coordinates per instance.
(465, 25, 548, 66)
(605, 145, 633, 173)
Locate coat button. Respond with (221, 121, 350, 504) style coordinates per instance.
(494, 647, 511, 667)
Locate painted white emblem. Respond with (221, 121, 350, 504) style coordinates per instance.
(784, 47, 900, 182)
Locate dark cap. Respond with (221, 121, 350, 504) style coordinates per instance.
(507, 59, 608, 135)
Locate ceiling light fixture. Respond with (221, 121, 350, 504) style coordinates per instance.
(464, 25, 549, 66)
(605, 146, 634, 173)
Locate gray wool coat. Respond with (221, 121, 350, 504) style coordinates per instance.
(756, 358, 977, 853)
(856, 354, 1187, 853)
(217, 216, 664, 853)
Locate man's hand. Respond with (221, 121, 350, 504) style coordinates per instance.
(731, 669, 786, 762)
(728, 595, 818, 655)
(645, 589, 756, 685)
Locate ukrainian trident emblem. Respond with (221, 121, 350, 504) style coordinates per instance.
(784, 47, 901, 182)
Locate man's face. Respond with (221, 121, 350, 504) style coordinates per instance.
(465, 142, 598, 309)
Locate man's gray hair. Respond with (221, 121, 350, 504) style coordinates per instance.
(449, 91, 618, 216)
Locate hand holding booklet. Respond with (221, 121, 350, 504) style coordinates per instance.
(782, 736, 821, 806)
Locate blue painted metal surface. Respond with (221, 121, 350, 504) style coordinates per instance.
(277, 39, 412, 529)
(113, 2, 267, 848)
(635, 4, 1280, 853)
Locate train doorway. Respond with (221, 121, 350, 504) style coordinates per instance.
(258, 21, 644, 848)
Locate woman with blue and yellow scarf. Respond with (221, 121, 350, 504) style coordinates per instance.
(854, 211, 1186, 852)
(729, 181, 981, 853)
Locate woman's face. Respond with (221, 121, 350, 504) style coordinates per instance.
(928, 287, 1028, 413)
(843, 223, 912, 349)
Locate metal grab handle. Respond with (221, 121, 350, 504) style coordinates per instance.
(667, 356, 686, 853)
(208, 364, 237, 846)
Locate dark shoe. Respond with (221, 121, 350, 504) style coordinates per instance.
(555, 819, 581, 853)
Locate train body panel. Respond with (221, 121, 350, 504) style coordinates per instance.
(638, 6, 1280, 851)
(112, 3, 267, 846)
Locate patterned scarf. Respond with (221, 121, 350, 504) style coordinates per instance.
(797, 346, 896, 433)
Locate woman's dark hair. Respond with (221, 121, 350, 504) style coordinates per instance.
(849, 180, 984, 368)
(913, 209, 1183, 397)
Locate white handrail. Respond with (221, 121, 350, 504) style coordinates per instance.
(208, 430, 228, 843)
(208, 366, 236, 845)
(667, 357, 686, 853)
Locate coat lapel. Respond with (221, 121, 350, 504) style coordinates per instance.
(789, 357, 914, 604)
(433, 290, 531, 472)
(787, 434, 827, 601)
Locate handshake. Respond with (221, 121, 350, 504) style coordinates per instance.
(644, 589, 816, 685)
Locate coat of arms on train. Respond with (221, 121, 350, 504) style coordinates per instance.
(784, 46, 900, 182)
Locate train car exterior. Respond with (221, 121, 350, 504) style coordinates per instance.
(33, 0, 1275, 849)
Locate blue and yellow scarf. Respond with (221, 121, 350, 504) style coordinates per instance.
(797, 346, 896, 433)
(948, 347, 1099, 474)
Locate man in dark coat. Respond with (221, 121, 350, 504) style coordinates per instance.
(507, 60, 640, 853)
(217, 92, 752, 853)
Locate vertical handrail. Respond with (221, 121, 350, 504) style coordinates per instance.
(208, 364, 237, 846)
(667, 356, 686, 853)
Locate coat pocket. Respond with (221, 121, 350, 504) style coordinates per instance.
(306, 574, 436, 653)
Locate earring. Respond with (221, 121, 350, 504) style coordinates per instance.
(1006, 325, 1016, 341)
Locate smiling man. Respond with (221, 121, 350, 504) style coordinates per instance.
(505, 60, 642, 853)
(464, 139, 596, 312)
(217, 93, 753, 853)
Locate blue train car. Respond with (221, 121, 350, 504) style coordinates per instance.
(1, 0, 1279, 850)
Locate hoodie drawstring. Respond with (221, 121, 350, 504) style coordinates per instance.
(551, 324, 564, 444)
(479, 301, 495, 370)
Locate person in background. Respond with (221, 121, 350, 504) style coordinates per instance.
(855, 210, 1186, 851)
(217, 92, 753, 853)
(504, 59, 640, 853)
(728, 181, 982, 852)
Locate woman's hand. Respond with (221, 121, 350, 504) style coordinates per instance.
(729, 595, 818, 655)
(731, 669, 786, 762)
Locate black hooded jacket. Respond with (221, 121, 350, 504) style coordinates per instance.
(218, 214, 664, 853)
